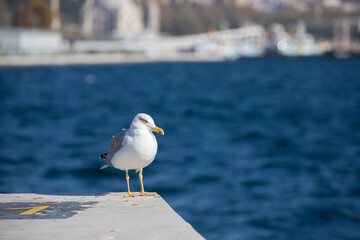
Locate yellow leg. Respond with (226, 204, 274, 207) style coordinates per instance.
(124, 170, 139, 198)
(139, 169, 157, 196)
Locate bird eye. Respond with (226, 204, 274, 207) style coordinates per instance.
(142, 119, 148, 123)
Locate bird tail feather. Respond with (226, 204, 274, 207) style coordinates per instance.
(100, 165, 108, 170)
(99, 153, 107, 159)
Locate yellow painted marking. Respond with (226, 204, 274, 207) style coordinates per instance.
(9, 206, 50, 215)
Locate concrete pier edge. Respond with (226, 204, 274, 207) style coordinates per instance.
(0, 192, 205, 240)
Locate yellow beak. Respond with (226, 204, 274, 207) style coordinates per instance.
(152, 126, 164, 135)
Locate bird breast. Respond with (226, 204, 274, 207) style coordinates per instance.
(128, 130, 158, 161)
(111, 129, 158, 171)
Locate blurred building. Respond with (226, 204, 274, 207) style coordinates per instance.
(81, 0, 160, 38)
(50, 0, 61, 31)
(333, 18, 360, 57)
(268, 22, 325, 56)
(169, 0, 346, 12)
(248, 0, 309, 12)
(144, 0, 161, 34)
(0, 29, 64, 55)
(322, 0, 341, 8)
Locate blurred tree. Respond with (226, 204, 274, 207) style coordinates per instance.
(161, 2, 205, 35)
(60, 0, 85, 24)
(13, 0, 52, 29)
(160, 2, 258, 35)
(0, 0, 10, 27)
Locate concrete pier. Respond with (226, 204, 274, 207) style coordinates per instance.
(0, 193, 204, 240)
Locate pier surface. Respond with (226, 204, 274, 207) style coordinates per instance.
(0, 193, 204, 240)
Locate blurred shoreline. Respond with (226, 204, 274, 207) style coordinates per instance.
(0, 53, 225, 67)
(1, 53, 358, 67)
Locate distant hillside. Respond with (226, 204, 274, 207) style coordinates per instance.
(160, 2, 359, 37)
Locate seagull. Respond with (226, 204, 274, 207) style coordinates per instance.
(99, 113, 164, 197)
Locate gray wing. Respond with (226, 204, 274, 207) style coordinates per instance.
(105, 129, 127, 167)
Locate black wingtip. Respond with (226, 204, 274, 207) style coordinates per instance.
(99, 153, 107, 159)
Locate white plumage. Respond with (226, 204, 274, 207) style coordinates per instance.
(112, 122, 158, 171)
(100, 113, 164, 197)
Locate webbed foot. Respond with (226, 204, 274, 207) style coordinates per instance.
(124, 193, 140, 198)
(140, 192, 157, 197)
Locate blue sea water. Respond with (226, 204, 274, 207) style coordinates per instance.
(0, 58, 360, 240)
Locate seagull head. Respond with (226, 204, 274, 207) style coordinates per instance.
(131, 113, 164, 135)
